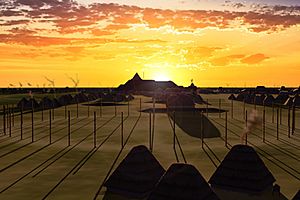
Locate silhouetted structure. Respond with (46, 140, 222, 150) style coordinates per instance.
(58, 94, 74, 105)
(228, 94, 236, 100)
(209, 145, 287, 200)
(293, 95, 300, 107)
(148, 163, 220, 200)
(274, 94, 289, 105)
(263, 95, 275, 106)
(39, 97, 53, 109)
(17, 97, 29, 109)
(166, 93, 195, 110)
(104, 145, 165, 199)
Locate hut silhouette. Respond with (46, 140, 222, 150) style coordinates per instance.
(17, 97, 29, 110)
(103, 145, 165, 199)
(74, 93, 88, 103)
(228, 94, 236, 101)
(292, 190, 300, 200)
(147, 163, 220, 200)
(209, 145, 287, 200)
(254, 94, 266, 105)
(58, 94, 74, 105)
(274, 94, 289, 105)
(52, 98, 60, 108)
(39, 97, 53, 109)
(293, 95, 300, 107)
(284, 97, 294, 107)
(263, 95, 275, 106)
(236, 93, 245, 101)
(166, 93, 195, 110)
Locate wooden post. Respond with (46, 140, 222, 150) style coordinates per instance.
(114, 100, 117, 116)
(201, 111, 204, 148)
(279, 106, 282, 125)
(206, 99, 209, 117)
(3, 105, 6, 135)
(6, 105, 9, 129)
(219, 99, 221, 118)
(68, 110, 71, 146)
(31, 107, 34, 143)
(173, 112, 176, 151)
(121, 112, 123, 148)
(49, 110, 52, 144)
(152, 98, 155, 151)
(76, 101, 79, 118)
(292, 105, 295, 135)
(9, 108, 12, 137)
(231, 99, 233, 119)
(12, 105, 14, 127)
(288, 107, 291, 138)
(225, 111, 228, 147)
(21, 107, 23, 140)
(52, 103, 54, 121)
(245, 110, 248, 145)
(277, 108, 279, 140)
(149, 112, 152, 151)
(272, 104, 274, 123)
(263, 109, 266, 143)
(127, 101, 130, 116)
(94, 111, 96, 148)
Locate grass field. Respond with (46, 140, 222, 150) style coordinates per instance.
(0, 94, 299, 199)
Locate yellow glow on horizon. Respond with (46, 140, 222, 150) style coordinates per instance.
(153, 73, 170, 81)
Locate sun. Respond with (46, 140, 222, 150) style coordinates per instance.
(153, 73, 170, 81)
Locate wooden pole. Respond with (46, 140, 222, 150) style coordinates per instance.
(206, 99, 209, 117)
(21, 106, 23, 140)
(201, 111, 204, 148)
(288, 107, 291, 138)
(68, 110, 71, 146)
(9, 108, 11, 137)
(152, 98, 155, 151)
(149, 112, 152, 151)
(279, 106, 282, 125)
(127, 101, 130, 116)
(272, 104, 274, 123)
(263, 109, 266, 143)
(292, 105, 295, 135)
(3, 105, 6, 135)
(52, 103, 54, 121)
(173, 112, 176, 151)
(121, 112, 123, 148)
(219, 99, 221, 118)
(114, 100, 117, 116)
(31, 107, 34, 143)
(225, 111, 228, 147)
(76, 101, 79, 118)
(94, 111, 96, 148)
(49, 110, 52, 144)
(12, 105, 14, 127)
(277, 108, 279, 140)
(245, 110, 248, 145)
(99, 98, 102, 117)
(6, 105, 9, 129)
(231, 99, 233, 119)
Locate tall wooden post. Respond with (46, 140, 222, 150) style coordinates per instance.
(152, 98, 155, 151)
(52, 104, 54, 121)
(99, 98, 102, 118)
(292, 105, 295, 135)
(64, 105, 67, 119)
(31, 107, 34, 143)
(277, 108, 279, 140)
(68, 111, 71, 146)
(201, 111, 204, 148)
(263, 109, 266, 143)
(149, 112, 152, 151)
(12, 105, 14, 127)
(219, 99, 221, 118)
(21, 107, 23, 140)
(288, 107, 291, 138)
(121, 112, 124, 148)
(49, 110, 52, 144)
(225, 111, 228, 147)
(3, 105, 6, 135)
(245, 110, 248, 145)
(231, 99, 233, 119)
(114, 100, 117, 116)
(272, 104, 274, 123)
(9, 108, 12, 137)
(206, 99, 209, 117)
(279, 106, 282, 125)
(173, 112, 176, 151)
(76, 101, 79, 118)
(94, 111, 96, 148)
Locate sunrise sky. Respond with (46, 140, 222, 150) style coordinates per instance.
(0, 0, 300, 87)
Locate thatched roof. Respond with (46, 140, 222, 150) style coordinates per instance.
(228, 94, 236, 100)
(209, 145, 275, 194)
(104, 145, 165, 199)
(274, 94, 289, 105)
(292, 190, 300, 200)
(17, 97, 29, 109)
(263, 95, 275, 106)
(236, 93, 245, 101)
(148, 163, 220, 200)
(166, 94, 195, 109)
(294, 95, 300, 107)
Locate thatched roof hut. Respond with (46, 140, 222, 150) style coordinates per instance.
(148, 163, 220, 200)
(104, 145, 165, 199)
(166, 94, 195, 109)
(293, 95, 300, 107)
(58, 94, 74, 106)
(17, 97, 29, 110)
(236, 93, 245, 101)
(228, 94, 236, 100)
(52, 98, 60, 108)
(209, 145, 275, 194)
(191, 94, 207, 104)
(126, 94, 134, 101)
(263, 95, 275, 106)
(292, 190, 300, 200)
(274, 94, 289, 105)
(39, 97, 53, 109)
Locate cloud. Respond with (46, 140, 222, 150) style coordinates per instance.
(241, 53, 269, 64)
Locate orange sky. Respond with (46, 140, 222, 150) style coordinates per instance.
(0, 0, 300, 87)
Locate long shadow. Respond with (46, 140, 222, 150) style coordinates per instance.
(168, 111, 221, 139)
